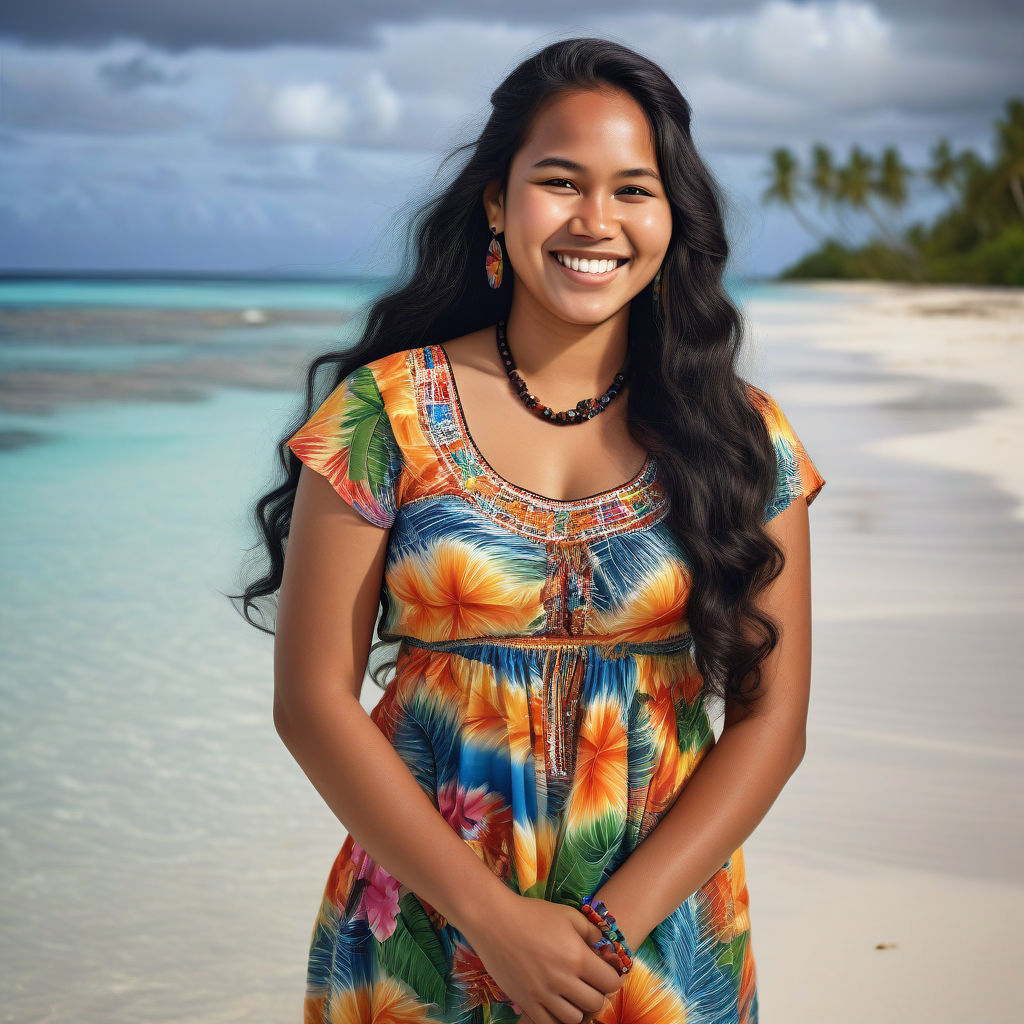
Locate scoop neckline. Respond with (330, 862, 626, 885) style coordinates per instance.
(432, 341, 655, 507)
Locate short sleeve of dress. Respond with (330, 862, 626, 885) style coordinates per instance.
(286, 362, 404, 529)
(748, 385, 826, 523)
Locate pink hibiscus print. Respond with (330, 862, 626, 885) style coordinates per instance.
(437, 781, 498, 839)
(349, 841, 402, 942)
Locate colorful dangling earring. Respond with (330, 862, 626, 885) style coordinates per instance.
(652, 266, 663, 306)
(486, 226, 504, 289)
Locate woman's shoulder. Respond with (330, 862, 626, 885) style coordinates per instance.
(744, 380, 777, 414)
(358, 345, 425, 381)
(744, 381, 792, 440)
(743, 380, 827, 516)
(348, 345, 435, 412)
(352, 347, 436, 457)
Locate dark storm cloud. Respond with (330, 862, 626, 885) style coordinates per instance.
(7, 0, 1019, 52)
(4, 65, 194, 135)
(97, 53, 189, 92)
(0, 1, 355, 50)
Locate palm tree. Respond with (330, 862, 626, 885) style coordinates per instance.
(994, 98, 1024, 220)
(762, 147, 829, 244)
(875, 147, 921, 241)
(836, 145, 911, 252)
(875, 147, 912, 211)
(956, 149, 997, 236)
(808, 143, 854, 245)
(832, 145, 918, 278)
(927, 138, 962, 203)
(875, 146, 924, 277)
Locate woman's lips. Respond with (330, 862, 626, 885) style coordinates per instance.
(549, 251, 628, 285)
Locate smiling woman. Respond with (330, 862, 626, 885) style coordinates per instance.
(489, 89, 673, 324)
(231, 34, 824, 1024)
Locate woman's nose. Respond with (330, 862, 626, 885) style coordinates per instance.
(569, 193, 613, 237)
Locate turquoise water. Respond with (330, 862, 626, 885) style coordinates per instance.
(0, 273, 842, 311)
(0, 275, 389, 310)
(0, 275, 800, 410)
(0, 274, 858, 387)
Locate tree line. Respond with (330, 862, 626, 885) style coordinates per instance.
(763, 97, 1024, 285)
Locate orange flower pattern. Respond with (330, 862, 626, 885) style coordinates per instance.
(287, 344, 825, 1023)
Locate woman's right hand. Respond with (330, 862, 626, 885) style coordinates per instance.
(464, 891, 626, 1024)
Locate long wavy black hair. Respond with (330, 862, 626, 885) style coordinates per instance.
(228, 36, 785, 718)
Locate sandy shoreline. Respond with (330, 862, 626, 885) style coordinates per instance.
(742, 280, 1023, 1023)
(748, 853, 1018, 1022)
(765, 280, 1024, 522)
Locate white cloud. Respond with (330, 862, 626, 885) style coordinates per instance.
(744, 1, 892, 88)
(268, 82, 351, 140)
(215, 59, 412, 146)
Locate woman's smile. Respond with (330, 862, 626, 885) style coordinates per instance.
(548, 250, 630, 285)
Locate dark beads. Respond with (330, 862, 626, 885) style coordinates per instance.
(494, 319, 628, 425)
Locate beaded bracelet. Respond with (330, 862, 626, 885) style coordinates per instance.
(578, 892, 634, 975)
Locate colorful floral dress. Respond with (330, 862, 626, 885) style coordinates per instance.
(286, 343, 825, 1024)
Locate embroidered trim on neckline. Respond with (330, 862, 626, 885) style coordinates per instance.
(411, 344, 668, 541)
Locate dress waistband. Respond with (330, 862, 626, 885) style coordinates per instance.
(392, 631, 694, 657)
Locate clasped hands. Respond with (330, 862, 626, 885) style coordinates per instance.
(467, 892, 630, 1024)
(516, 937, 623, 1024)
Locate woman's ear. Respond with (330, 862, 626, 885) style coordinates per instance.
(482, 181, 504, 233)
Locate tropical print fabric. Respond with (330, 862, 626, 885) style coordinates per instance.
(286, 343, 825, 1024)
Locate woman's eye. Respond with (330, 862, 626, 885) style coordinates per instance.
(541, 178, 651, 197)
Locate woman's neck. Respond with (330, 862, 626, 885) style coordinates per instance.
(501, 295, 632, 397)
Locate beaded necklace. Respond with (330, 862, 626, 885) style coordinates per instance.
(495, 319, 628, 425)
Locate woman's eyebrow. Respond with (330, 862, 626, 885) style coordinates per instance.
(531, 157, 661, 182)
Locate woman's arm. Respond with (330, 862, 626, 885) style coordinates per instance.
(591, 497, 814, 953)
(276, 467, 625, 1023)
(273, 465, 511, 942)
(276, 468, 618, 1024)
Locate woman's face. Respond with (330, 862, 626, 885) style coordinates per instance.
(487, 85, 673, 325)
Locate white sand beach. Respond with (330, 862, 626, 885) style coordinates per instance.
(772, 281, 1024, 522)
(740, 281, 1024, 1024)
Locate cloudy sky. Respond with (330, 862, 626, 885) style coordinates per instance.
(1, 1, 1020, 277)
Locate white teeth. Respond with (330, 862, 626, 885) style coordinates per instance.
(555, 253, 622, 275)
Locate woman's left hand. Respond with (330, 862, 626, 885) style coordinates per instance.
(516, 943, 620, 1024)
(514, 896, 640, 1024)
